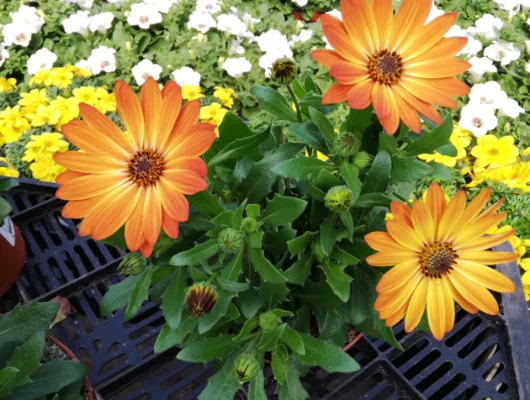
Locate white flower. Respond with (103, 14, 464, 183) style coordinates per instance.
(459, 103, 498, 137)
(468, 81, 508, 109)
(2, 22, 36, 47)
(467, 14, 503, 40)
(0, 46, 9, 68)
(131, 59, 163, 85)
(257, 29, 293, 57)
(142, 0, 174, 14)
(75, 59, 91, 70)
(187, 11, 216, 33)
(242, 13, 260, 29)
(494, 0, 520, 15)
(426, 4, 444, 24)
(196, 0, 220, 14)
(259, 51, 293, 77)
(71, 0, 94, 9)
(10, 6, 44, 31)
(217, 14, 248, 37)
(62, 11, 90, 36)
(292, 0, 308, 6)
(326, 9, 342, 21)
(484, 41, 521, 66)
(171, 66, 201, 86)
(107, 0, 127, 3)
(468, 57, 497, 82)
(228, 39, 245, 55)
(497, 98, 525, 118)
(87, 46, 117, 75)
(88, 12, 115, 34)
(290, 29, 313, 45)
(222, 57, 252, 78)
(27, 48, 57, 75)
(127, 3, 162, 29)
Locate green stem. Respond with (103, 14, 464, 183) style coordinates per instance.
(287, 84, 303, 123)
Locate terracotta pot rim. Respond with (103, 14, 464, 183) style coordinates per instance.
(0, 218, 26, 297)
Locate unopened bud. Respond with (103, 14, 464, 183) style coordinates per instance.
(332, 132, 361, 157)
(271, 57, 297, 85)
(186, 283, 217, 317)
(241, 217, 257, 233)
(354, 151, 373, 168)
(259, 311, 281, 331)
(118, 252, 146, 275)
(233, 354, 260, 384)
(218, 228, 244, 254)
(325, 185, 354, 213)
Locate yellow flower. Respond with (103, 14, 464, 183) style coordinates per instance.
(0, 105, 29, 134)
(212, 107, 228, 127)
(65, 65, 91, 78)
(213, 87, 236, 108)
(18, 88, 49, 114)
(22, 132, 69, 163)
(521, 267, 530, 301)
(48, 96, 80, 128)
(418, 124, 472, 167)
(0, 77, 17, 93)
(94, 89, 117, 114)
(503, 162, 530, 193)
(73, 86, 99, 106)
(48, 67, 74, 88)
(25, 105, 62, 127)
(471, 135, 519, 168)
(29, 153, 65, 183)
(182, 85, 204, 101)
(200, 102, 229, 134)
(487, 225, 526, 262)
(0, 157, 19, 178)
(30, 69, 52, 86)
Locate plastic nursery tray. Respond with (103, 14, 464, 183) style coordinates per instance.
(2, 179, 530, 400)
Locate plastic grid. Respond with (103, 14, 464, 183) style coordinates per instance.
(2, 179, 529, 400)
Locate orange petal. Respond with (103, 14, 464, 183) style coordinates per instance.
(457, 188, 490, 228)
(163, 100, 201, 154)
(140, 77, 163, 148)
(56, 173, 129, 200)
(158, 178, 190, 222)
(143, 186, 162, 245)
(115, 80, 145, 149)
(390, 202, 413, 227)
(322, 83, 352, 104)
(404, 277, 428, 332)
(454, 260, 516, 293)
(377, 85, 400, 135)
(437, 190, 466, 242)
(393, 85, 442, 125)
(407, 77, 470, 98)
(384, 300, 409, 327)
(406, 37, 468, 64)
(377, 274, 421, 317)
(456, 230, 515, 252)
(458, 250, 519, 265)
(388, 0, 432, 52)
(347, 79, 374, 110)
(62, 195, 105, 219)
(154, 81, 182, 149)
(165, 156, 207, 178)
(474, 198, 504, 223)
(447, 277, 478, 314)
(162, 210, 180, 239)
(411, 201, 435, 245)
(393, 89, 421, 134)
(140, 240, 155, 258)
(365, 231, 408, 253)
(452, 212, 508, 248)
(54, 151, 126, 174)
(310, 49, 348, 68)
(425, 182, 446, 239)
(342, 0, 378, 54)
(330, 62, 369, 85)
(400, 77, 457, 108)
(372, 0, 393, 50)
(376, 260, 420, 293)
(427, 278, 446, 341)
(386, 220, 424, 251)
(448, 271, 500, 315)
(319, 14, 369, 64)
(405, 58, 471, 79)
(162, 170, 208, 195)
(165, 124, 216, 159)
(440, 277, 455, 333)
(124, 190, 146, 252)
(366, 250, 419, 267)
(56, 170, 85, 185)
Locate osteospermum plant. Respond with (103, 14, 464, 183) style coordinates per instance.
(53, 1, 521, 397)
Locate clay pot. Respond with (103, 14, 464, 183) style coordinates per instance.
(0, 217, 26, 296)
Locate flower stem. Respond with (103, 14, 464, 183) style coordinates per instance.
(287, 84, 303, 122)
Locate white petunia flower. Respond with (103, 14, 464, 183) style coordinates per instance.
(131, 59, 163, 85)
(0, 46, 9, 68)
(171, 66, 201, 86)
(326, 9, 342, 21)
(494, 0, 520, 15)
(459, 103, 498, 137)
(467, 14, 503, 40)
(426, 3, 444, 24)
(222, 57, 252, 78)
(468, 81, 508, 109)
(468, 57, 497, 82)
(27, 48, 57, 75)
(292, 0, 308, 6)
(256, 29, 293, 57)
(88, 12, 115, 34)
(75, 59, 91, 70)
(187, 11, 216, 33)
(142, 0, 174, 14)
(10, 6, 45, 31)
(484, 41, 521, 66)
(2, 22, 36, 47)
(71, 0, 94, 9)
(242, 13, 260, 29)
(127, 3, 162, 29)
(228, 39, 245, 55)
(62, 11, 90, 36)
(87, 46, 117, 75)
(217, 14, 248, 37)
(196, 0, 221, 14)
(497, 98, 525, 118)
(290, 29, 313, 45)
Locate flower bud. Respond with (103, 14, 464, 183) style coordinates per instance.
(186, 283, 217, 317)
(354, 151, 373, 169)
(241, 217, 257, 233)
(218, 228, 244, 254)
(118, 252, 146, 276)
(325, 185, 354, 213)
(233, 354, 260, 384)
(259, 311, 281, 331)
(271, 57, 297, 85)
(332, 132, 361, 157)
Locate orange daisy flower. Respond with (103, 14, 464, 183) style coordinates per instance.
(365, 183, 518, 340)
(54, 78, 216, 257)
(311, 0, 471, 135)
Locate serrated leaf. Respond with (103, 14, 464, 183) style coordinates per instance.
(188, 191, 225, 217)
(248, 369, 267, 400)
(231, 200, 247, 229)
(208, 130, 269, 167)
(281, 326, 305, 355)
(284, 253, 313, 286)
(0, 367, 20, 397)
(0, 303, 59, 344)
(211, 211, 234, 227)
(275, 358, 309, 400)
(272, 157, 334, 180)
(235, 290, 264, 319)
(248, 245, 287, 283)
(154, 314, 198, 353)
(233, 317, 259, 342)
(261, 194, 308, 227)
(198, 352, 240, 400)
(320, 217, 336, 257)
(251, 85, 298, 122)
(177, 335, 239, 363)
(289, 122, 329, 155)
(287, 232, 314, 256)
(217, 277, 250, 293)
(161, 268, 187, 330)
(246, 204, 260, 218)
(220, 246, 245, 281)
(404, 115, 453, 157)
(321, 262, 352, 302)
(4, 331, 46, 392)
(100, 275, 141, 316)
(339, 212, 354, 241)
(272, 344, 289, 384)
(339, 163, 362, 200)
(258, 281, 289, 309)
(309, 107, 337, 143)
(198, 290, 234, 334)
(332, 248, 359, 265)
(391, 157, 433, 184)
(294, 281, 343, 312)
(298, 334, 359, 373)
(170, 240, 219, 266)
(125, 266, 154, 321)
(257, 323, 286, 351)
(363, 150, 392, 193)
(248, 231, 263, 248)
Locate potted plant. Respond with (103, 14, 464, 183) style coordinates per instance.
(0, 173, 25, 297)
(0, 301, 98, 399)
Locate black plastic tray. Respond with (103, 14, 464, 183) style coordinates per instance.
(2, 179, 530, 400)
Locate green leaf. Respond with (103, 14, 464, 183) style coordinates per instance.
(0, 367, 20, 398)
(235, 290, 264, 319)
(231, 200, 247, 230)
(233, 317, 259, 342)
(353, 193, 393, 208)
(284, 254, 313, 286)
(125, 266, 154, 321)
(320, 217, 336, 257)
(272, 344, 289, 384)
(287, 232, 314, 257)
(217, 112, 255, 148)
(436, 143, 458, 157)
(275, 359, 309, 400)
(7, 360, 87, 400)
(294, 281, 343, 312)
(198, 290, 234, 334)
(177, 335, 239, 363)
(220, 246, 244, 281)
(251, 85, 298, 122)
(100, 275, 141, 316)
(417, 312, 431, 333)
(217, 277, 250, 293)
(379, 134, 398, 155)
(363, 150, 392, 193)
(257, 282, 289, 309)
(289, 122, 329, 155)
(321, 262, 352, 302)
(272, 157, 334, 180)
(309, 107, 337, 143)
(404, 115, 453, 157)
(342, 106, 373, 134)
(332, 248, 359, 265)
(0, 178, 18, 192)
(188, 191, 225, 217)
(257, 323, 286, 351)
(339, 212, 354, 241)
(298, 334, 360, 373)
(0, 198, 12, 221)
(315, 170, 342, 191)
(248, 245, 287, 283)
(97, 226, 127, 249)
(261, 194, 308, 227)
(429, 161, 455, 182)
(4, 331, 45, 392)
(0, 303, 58, 346)
(209, 130, 269, 168)
(281, 326, 305, 355)
(154, 314, 198, 353)
(248, 231, 263, 248)
(339, 163, 362, 200)
(170, 240, 219, 266)
(211, 211, 234, 227)
(248, 369, 267, 400)
(198, 353, 240, 400)
(161, 268, 187, 330)
(246, 204, 261, 218)
(391, 157, 433, 184)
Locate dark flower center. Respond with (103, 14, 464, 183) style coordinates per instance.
(420, 242, 457, 278)
(127, 149, 164, 186)
(368, 50, 404, 85)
